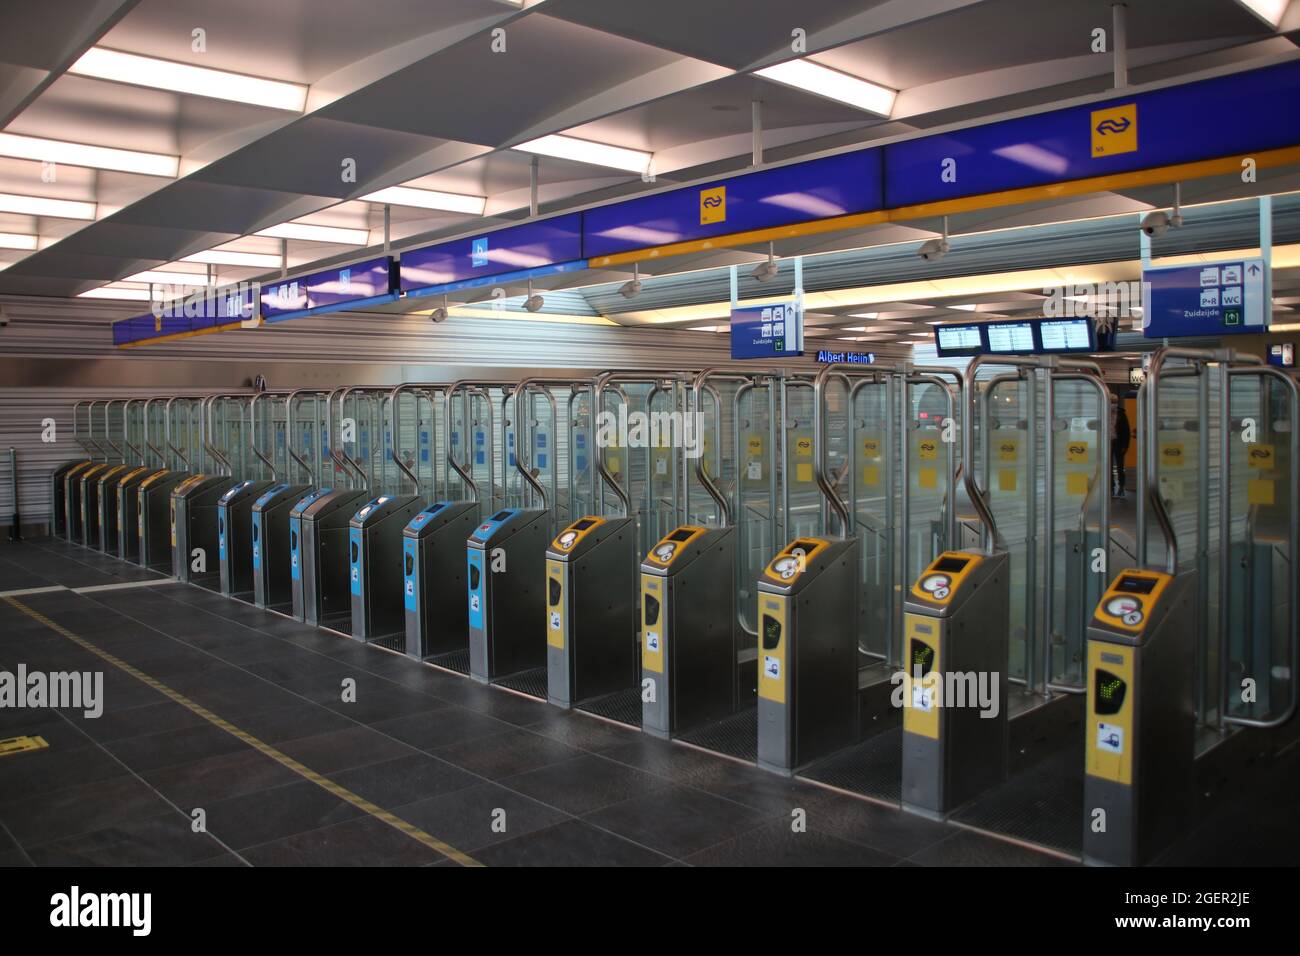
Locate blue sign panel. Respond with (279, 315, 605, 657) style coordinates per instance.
(112, 283, 256, 344)
(1142, 258, 1269, 338)
(730, 301, 803, 359)
(584, 151, 883, 259)
(885, 60, 1300, 208)
(262, 257, 396, 321)
(1268, 343, 1294, 368)
(400, 214, 583, 294)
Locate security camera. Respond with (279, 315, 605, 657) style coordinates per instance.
(618, 279, 642, 299)
(1140, 211, 1170, 238)
(751, 260, 779, 282)
(524, 294, 545, 313)
(429, 307, 448, 323)
(0, 308, 8, 329)
(918, 238, 949, 262)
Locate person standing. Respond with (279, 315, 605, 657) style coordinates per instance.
(1111, 393, 1131, 498)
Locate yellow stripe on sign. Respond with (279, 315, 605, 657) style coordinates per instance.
(0, 734, 49, 757)
(1, 596, 482, 867)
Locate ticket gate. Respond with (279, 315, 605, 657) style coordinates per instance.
(171, 474, 238, 584)
(216, 479, 275, 599)
(75, 463, 112, 548)
(756, 536, 860, 775)
(115, 466, 159, 563)
(51, 461, 92, 540)
(137, 469, 187, 570)
(95, 465, 133, 555)
(349, 493, 424, 643)
(292, 488, 369, 628)
(900, 550, 1011, 819)
(403, 501, 480, 666)
(467, 508, 549, 686)
(545, 516, 638, 710)
(640, 525, 739, 738)
(1082, 568, 1196, 866)
(251, 483, 311, 612)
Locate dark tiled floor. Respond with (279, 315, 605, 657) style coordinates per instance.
(2, 536, 1294, 867)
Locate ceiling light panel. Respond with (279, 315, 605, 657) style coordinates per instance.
(256, 222, 370, 245)
(77, 286, 151, 300)
(361, 186, 486, 215)
(0, 133, 177, 177)
(182, 250, 283, 268)
(126, 270, 212, 285)
(755, 60, 896, 116)
(513, 134, 651, 173)
(69, 47, 308, 111)
(0, 232, 38, 251)
(0, 193, 96, 219)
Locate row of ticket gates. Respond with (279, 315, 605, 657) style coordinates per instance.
(49, 352, 1297, 867)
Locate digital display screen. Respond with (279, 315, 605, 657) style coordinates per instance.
(932, 556, 970, 573)
(935, 324, 984, 356)
(986, 321, 1037, 354)
(1115, 575, 1157, 594)
(490, 510, 512, 522)
(762, 613, 782, 651)
(1039, 318, 1095, 353)
(571, 518, 597, 531)
(910, 639, 935, 677)
(667, 528, 695, 542)
(1095, 669, 1127, 715)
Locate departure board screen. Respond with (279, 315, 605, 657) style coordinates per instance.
(934, 324, 984, 356)
(1039, 318, 1095, 353)
(985, 321, 1037, 354)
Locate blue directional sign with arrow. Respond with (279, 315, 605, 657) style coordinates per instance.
(1142, 257, 1269, 338)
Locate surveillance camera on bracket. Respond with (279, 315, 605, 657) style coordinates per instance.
(918, 238, 949, 262)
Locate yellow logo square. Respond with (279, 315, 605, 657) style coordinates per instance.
(1091, 103, 1137, 157)
(699, 186, 726, 224)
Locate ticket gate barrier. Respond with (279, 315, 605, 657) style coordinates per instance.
(100, 466, 146, 555)
(171, 474, 237, 584)
(1081, 569, 1196, 866)
(217, 479, 275, 598)
(900, 550, 1011, 819)
(640, 525, 740, 739)
(116, 467, 160, 563)
(252, 483, 311, 612)
(403, 501, 481, 664)
(292, 488, 370, 628)
(137, 470, 187, 570)
(756, 536, 860, 775)
(52, 461, 92, 540)
(545, 516, 638, 710)
(349, 494, 424, 642)
(467, 508, 549, 685)
(76, 463, 113, 548)
(91, 464, 130, 553)
(61, 461, 96, 542)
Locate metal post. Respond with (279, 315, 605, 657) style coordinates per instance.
(530, 156, 539, 218)
(383, 203, 391, 256)
(1112, 3, 1128, 88)
(7, 447, 18, 541)
(752, 100, 763, 167)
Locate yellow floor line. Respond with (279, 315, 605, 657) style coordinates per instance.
(3, 596, 482, 867)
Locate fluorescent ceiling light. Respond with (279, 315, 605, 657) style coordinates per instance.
(361, 186, 486, 215)
(126, 270, 212, 286)
(256, 222, 369, 245)
(69, 47, 307, 112)
(0, 132, 177, 177)
(182, 249, 283, 268)
(513, 134, 651, 173)
(0, 232, 38, 251)
(77, 286, 151, 301)
(755, 60, 896, 117)
(849, 312, 880, 319)
(0, 192, 96, 219)
(1234, 0, 1289, 27)
(950, 303, 978, 311)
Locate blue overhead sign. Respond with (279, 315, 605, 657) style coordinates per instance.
(730, 301, 803, 359)
(584, 151, 884, 260)
(1142, 258, 1269, 338)
(884, 60, 1300, 208)
(112, 283, 256, 345)
(401, 214, 582, 295)
(261, 257, 397, 322)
